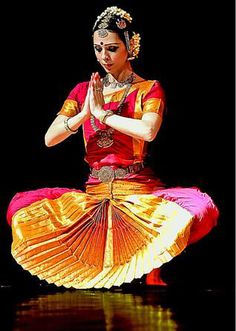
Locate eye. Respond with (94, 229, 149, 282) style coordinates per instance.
(94, 45, 102, 52)
(107, 46, 119, 52)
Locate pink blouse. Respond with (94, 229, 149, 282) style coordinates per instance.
(58, 80, 165, 169)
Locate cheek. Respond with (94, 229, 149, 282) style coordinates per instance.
(119, 48, 128, 59)
(95, 53, 102, 61)
(113, 51, 127, 62)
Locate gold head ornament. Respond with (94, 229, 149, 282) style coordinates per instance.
(129, 32, 141, 60)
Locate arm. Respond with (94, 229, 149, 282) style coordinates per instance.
(101, 112, 162, 142)
(44, 111, 89, 147)
(45, 85, 91, 147)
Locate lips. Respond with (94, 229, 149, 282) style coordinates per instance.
(103, 63, 113, 69)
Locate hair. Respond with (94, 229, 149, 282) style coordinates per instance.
(92, 6, 132, 45)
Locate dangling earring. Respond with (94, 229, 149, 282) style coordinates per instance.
(127, 55, 135, 61)
(127, 46, 135, 61)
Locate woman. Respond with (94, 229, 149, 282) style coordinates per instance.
(7, 6, 219, 289)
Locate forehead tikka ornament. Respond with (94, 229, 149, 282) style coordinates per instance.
(98, 29, 108, 38)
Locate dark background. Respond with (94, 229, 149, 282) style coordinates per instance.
(0, 1, 234, 290)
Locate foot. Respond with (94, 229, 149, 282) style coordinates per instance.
(145, 268, 167, 286)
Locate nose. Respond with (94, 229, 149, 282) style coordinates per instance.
(101, 49, 110, 62)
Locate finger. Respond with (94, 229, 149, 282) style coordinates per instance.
(93, 75, 100, 90)
(96, 74, 103, 89)
(94, 72, 100, 80)
(94, 72, 102, 88)
(94, 76, 103, 92)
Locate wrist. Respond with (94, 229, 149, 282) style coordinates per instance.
(93, 109, 105, 121)
(80, 110, 90, 120)
(64, 117, 78, 134)
(99, 110, 114, 124)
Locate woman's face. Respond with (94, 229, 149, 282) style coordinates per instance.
(93, 30, 128, 74)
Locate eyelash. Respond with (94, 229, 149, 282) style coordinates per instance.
(94, 46, 119, 53)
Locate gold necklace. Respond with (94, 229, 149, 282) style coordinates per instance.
(90, 83, 132, 148)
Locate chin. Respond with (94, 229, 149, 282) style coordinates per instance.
(104, 68, 112, 74)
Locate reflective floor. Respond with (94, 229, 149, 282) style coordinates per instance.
(0, 283, 233, 331)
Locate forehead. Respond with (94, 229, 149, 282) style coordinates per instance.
(93, 30, 122, 44)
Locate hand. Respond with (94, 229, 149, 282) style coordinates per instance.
(80, 82, 91, 120)
(89, 72, 105, 120)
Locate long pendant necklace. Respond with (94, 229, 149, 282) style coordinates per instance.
(90, 83, 132, 148)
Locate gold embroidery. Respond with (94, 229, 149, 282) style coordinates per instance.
(143, 98, 164, 117)
(57, 99, 79, 117)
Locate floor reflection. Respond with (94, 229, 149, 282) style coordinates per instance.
(0, 285, 233, 331)
(14, 290, 179, 331)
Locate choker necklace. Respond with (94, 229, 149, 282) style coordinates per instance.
(103, 72, 135, 89)
(90, 83, 132, 148)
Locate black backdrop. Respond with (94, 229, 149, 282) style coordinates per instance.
(0, 0, 234, 290)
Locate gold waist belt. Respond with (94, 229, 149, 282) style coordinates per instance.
(90, 163, 144, 183)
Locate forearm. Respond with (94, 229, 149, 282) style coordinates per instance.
(45, 111, 88, 147)
(103, 113, 162, 142)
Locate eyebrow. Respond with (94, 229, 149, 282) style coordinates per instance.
(94, 42, 121, 46)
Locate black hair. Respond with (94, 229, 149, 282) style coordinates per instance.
(92, 7, 132, 46)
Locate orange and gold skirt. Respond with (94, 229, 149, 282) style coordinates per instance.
(9, 180, 218, 289)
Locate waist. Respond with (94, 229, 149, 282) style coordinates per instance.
(86, 179, 160, 199)
(90, 162, 145, 183)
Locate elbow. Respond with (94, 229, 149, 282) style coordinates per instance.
(44, 134, 54, 147)
(145, 135, 156, 142)
(143, 127, 157, 142)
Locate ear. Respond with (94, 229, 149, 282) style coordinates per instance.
(127, 38, 135, 60)
(129, 38, 134, 54)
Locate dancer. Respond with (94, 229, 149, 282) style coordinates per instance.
(7, 6, 219, 289)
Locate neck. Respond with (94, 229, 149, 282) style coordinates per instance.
(109, 61, 133, 82)
(111, 70, 132, 83)
(104, 71, 135, 88)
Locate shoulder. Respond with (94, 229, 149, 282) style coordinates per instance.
(67, 81, 89, 101)
(147, 80, 165, 92)
(141, 80, 165, 100)
(69, 81, 89, 94)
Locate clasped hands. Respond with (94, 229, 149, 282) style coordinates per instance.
(81, 72, 107, 122)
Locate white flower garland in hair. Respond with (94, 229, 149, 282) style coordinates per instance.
(93, 6, 132, 30)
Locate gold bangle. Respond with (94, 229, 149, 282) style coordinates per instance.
(64, 117, 78, 134)
(100, 110, 114, 124)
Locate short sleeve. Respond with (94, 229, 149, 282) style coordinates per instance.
(142, 81, 166, 118)
(57, 82, 89, 117)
